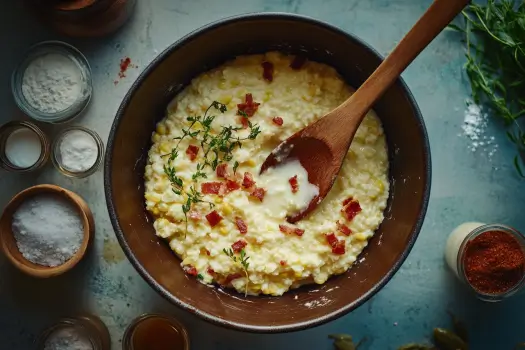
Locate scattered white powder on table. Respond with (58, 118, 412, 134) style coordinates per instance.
(12, 194, 84, 267)
(461, 100, 498, 157)
(4, 127, 42, 168)
(22, 53, 82, 113)
(59, 130, 98, 172)
(44, 327, 93, 350)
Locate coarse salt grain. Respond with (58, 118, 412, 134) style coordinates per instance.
(12, 194, 84, 267)
(44, 327, 93, 350)
(59, 130, 98, 173)
(461, 100, 498, 158)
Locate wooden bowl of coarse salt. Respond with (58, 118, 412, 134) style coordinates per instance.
(0, 184, 94, 278)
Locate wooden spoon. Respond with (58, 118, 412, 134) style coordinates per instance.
(261, 0, 469, 223)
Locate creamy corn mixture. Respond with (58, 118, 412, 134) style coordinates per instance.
(144, 52, 389, 296)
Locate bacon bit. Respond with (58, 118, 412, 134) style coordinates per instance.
(290, 56, 307, 70)
(242, 172, 255, 188)
(184, 265, 198, 276)
(205, 210, 223, 227)
(188, 210, 201, 221)
(280, 260, 287, 266)
(342, 197, 353, 206)
(325, 232, 339, 248)
(332, 241, 346, 255)
(250, 187, 266, 201)
(231, 239, 247, 253)
(239, 116, 249, 129)
(201, 182, 222, 194)
(205, 249, 211, 256)
(289, 175, 299, 193)
(279, 224, 305, 237)
(224, 273, 243, 285)
(262, 61, 274, 82)
(185, 144, 199, 161)
(235, 217, 248, 234)
(216, 163, 228, 178)
(207, 266, 215, 275)
(337, 221, 353, 236)
(118, 57, 131, 78)
(272, 116, 284, 126)
(225, 179, 240, 192)
(342, 199, 362, 221)
(325, 233, 346, 254)
(237, 93, 260, 118)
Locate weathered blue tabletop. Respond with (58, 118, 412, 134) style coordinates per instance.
(1, 1, 524, 349)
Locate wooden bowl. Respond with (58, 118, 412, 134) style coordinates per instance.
(105, 13, 431, 332)
(0, 184, 94, 278)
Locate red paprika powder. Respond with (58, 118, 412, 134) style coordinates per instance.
(462, 230, 525, 294)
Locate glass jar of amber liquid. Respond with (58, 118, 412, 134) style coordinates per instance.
(36, 314, 111, 350)
(25, 0, 137, 37)
(122, 314, 190, 350)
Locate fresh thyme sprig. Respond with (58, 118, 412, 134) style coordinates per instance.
(162, 101, 261, 231)
(450, 0, 525, 176)
(223, 247, 250, 296)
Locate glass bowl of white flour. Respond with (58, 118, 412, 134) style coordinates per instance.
(11, 41, 92, 123)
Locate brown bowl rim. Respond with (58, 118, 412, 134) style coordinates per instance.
(104, 12, 432, 333)
(0, 184, 93, 278)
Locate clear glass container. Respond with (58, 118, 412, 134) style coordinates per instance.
(36, 314, 110, 350)
(0, 121, 49, 172)
(122, 314, 190, 350)
(52, 126, 104, 178)
(447, 223, 525, 302)
(11, 41, 92, 124)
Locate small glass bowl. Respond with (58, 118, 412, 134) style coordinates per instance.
(52, 126, 104, 178)
(36, 315, 110, 350)
(457, 224, 525, 302)
(122, 314, 190, 350)
(11, 41, 92, 124)
(0, 121, 50, 172)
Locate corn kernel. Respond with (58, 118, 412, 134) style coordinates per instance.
(151, 208, 160, 216)
(222, 203, 232, 215)
(230, 79, 240, 87)
(245, 159, 256, 167)
(219, 95, 232, 105)
(145, 192, 160, 203)
(354, 232, 367, 241)
(376, 179, 385, 193)
(215, 197, 223, 204)
(152, 133, 161, 143)
(263, 91, 272, 102)
(160, 142, 171, 153)
(156, 123, 167, 135)
(220, 227, 228, 235)
(158, 203, 169, 212)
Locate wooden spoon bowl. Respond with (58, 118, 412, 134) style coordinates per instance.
(0, 184, 94, 278)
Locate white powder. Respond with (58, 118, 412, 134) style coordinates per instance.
(461, 100, 498, 157)
(4, 127, 42, 168)
(22, 53, 82, 113)
(12, 194, 84, 267)
(44, 327, 93, 350)
(59, 130, 98, 172)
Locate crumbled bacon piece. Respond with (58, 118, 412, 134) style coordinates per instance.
(226, 179, 240, 192)
(231, 239, 247, 253)
(185, 145, 199, 161)
(188, 210, 201, 221)
(201, 182, 222, 194)
(337, 221, 352, 236)
(207, 266, 215, 275)
(289, 175, 299, 193)
(242, 172, 255, 188)
(184, 265, 198, 276)
(325, 233, 346, 255)
(250, 187, 266, 201)
(342, 197, 353, 206)
(216, 163, 228, 178)
(272, 116, 284, 126)
(237, 93, 260, 118)
(342, 199, 362, 221)
(235, 217, 248, 234)
(280, 260, 287, 266)
(279, 224, 304, 237)
(290, 56, 307, 70)
(224, 273, 243, 285)
(205, 210, 223, 227)
(239, 115, 249, 129)
(262, 61, 274, 82)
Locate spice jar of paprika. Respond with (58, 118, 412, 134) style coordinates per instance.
(445, 223, 525, 302)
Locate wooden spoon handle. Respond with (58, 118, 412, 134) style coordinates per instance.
(334, 0, 469, 126)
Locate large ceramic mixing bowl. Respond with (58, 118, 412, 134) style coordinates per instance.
(105, 13, 431, 332)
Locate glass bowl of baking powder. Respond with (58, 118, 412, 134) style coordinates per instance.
(11, 41, 92, 123)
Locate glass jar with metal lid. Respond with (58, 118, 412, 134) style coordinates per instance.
(36, 314, 111, 350)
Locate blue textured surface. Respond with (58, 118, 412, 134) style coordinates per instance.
(1, 1, 524, 349)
